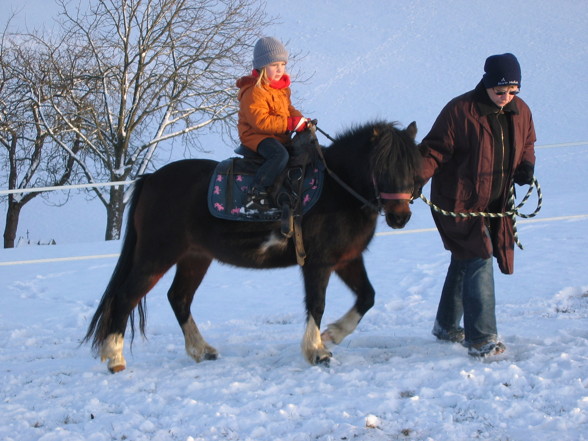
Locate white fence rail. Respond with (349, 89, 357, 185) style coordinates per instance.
(0, 180, 136, 196)
(1, 213, 587, 266)
(0, 141, 587, 196)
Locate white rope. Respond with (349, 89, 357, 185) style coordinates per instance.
(1, 213, 586, 266)
(536, 141, 588, 149)
(0, 180, 137, 196)
(376, 214, 588, 237)
(0, 253, 120, 266)
(0, 140, 585, 197)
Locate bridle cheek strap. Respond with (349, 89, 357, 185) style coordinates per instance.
(379, 192, 413, 201)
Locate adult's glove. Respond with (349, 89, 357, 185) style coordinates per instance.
(287, 116, 308, 132)
(513, 160, 534, 186)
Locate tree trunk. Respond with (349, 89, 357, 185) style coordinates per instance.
(3, 199, 22, 248)
(104, 185, 125, 240)
(104, 185, 126, 241)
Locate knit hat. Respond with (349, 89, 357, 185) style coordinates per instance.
(482, 53, 521, 88)
(252, 37, 288, 70)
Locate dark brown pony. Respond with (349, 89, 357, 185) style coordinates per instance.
(84, 121, 421, 372)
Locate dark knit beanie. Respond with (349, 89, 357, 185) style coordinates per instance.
(253, 37, 288, 70)
(482, 53, 521, 88)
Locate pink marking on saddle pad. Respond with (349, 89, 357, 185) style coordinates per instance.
(236, 175, 243, 182)
(231, 208, 241, 214)
(303, 194, 311, 205)
(214, 185, 221, 195)
(216, 174, 223, 182)
(214, 203, 225, 211)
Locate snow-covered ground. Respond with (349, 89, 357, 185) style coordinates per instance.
(1, 1, 587, 440)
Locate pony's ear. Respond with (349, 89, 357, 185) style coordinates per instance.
(406, 121, 417, 140)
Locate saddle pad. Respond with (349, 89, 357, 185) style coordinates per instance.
(208, 157, 324, 222)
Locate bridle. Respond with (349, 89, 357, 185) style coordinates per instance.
(372, 177, 415, 213)
(312, 124, 414, 213)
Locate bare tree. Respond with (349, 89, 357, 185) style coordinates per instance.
(38, 0, 271, 240)
(0, 28, 82, 248)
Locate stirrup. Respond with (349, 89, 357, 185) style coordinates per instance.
(244, 188, 273, 212)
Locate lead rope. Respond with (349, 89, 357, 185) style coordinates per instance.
(419, 178, 542, 250)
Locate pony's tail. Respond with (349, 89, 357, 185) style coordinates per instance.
(82, 176, 147, 355)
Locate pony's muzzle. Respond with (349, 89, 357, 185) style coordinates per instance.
(385, 211, 412, 229)
(383, 199, 412, 228)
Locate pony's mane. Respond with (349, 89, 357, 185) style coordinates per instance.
(333, 121, 422, 181)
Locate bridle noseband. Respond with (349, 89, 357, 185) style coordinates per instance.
(372, 176, 414, 213)
(378, 191, 414, 202)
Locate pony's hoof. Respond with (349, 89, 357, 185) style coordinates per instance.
(311, 349, 332, 366)
(316, 355, 331, 367)
(186, 344, 219, 363)
(108, 363, 126, 374)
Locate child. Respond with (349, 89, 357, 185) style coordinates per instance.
(236, 36, 308, 211)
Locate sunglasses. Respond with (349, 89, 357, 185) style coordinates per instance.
(493, 88, 519, 96)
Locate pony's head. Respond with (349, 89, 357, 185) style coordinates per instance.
(369, 121, 421, 229)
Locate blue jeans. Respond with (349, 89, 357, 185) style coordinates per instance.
(252, 138, 289, 189)
(434, 255, 497, 346)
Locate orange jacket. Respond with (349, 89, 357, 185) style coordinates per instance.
(236, 73, 303, 151)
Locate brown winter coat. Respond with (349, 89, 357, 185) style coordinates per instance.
(418, 82, 536, 274)
(236, 74, 303, 151)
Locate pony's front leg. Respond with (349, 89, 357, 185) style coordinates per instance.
(100, 333, 126, 373)
(321, 308, 363, 345)
(302, 316, 332, 365)
(301, 265, 332, 365)
(321, 256, 375, 345)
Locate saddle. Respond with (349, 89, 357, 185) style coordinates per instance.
(208, 129, 325, 239)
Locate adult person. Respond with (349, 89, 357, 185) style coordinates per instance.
(418, 53, 536, 357)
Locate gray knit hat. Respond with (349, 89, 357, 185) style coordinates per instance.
(252, 37, 288, 70)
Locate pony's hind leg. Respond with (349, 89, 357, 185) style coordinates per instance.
(322, 256, 375, 345)
(98, 269, 165, 373)
(167, 255, 218, 363)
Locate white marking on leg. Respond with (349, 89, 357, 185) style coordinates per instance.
(100, 333, 126, 372)
(258, 231, 288, 254)
(301, 316, 331, 364)
(182, 316, 218, 362)
(322, 308, 362, 345)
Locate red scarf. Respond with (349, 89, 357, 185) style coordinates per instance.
(251, 69, 291, 89)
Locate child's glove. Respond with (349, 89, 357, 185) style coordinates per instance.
(287, 116, 308, 132)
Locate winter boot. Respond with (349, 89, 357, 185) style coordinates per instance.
(432, 321, 465, 343)
(467, 341, 506, 358)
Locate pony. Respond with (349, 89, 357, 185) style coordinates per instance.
(84, 121, 422, 372)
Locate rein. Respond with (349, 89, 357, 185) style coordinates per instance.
(419, 178, 543, 249)
(313, 127, 380, 211)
